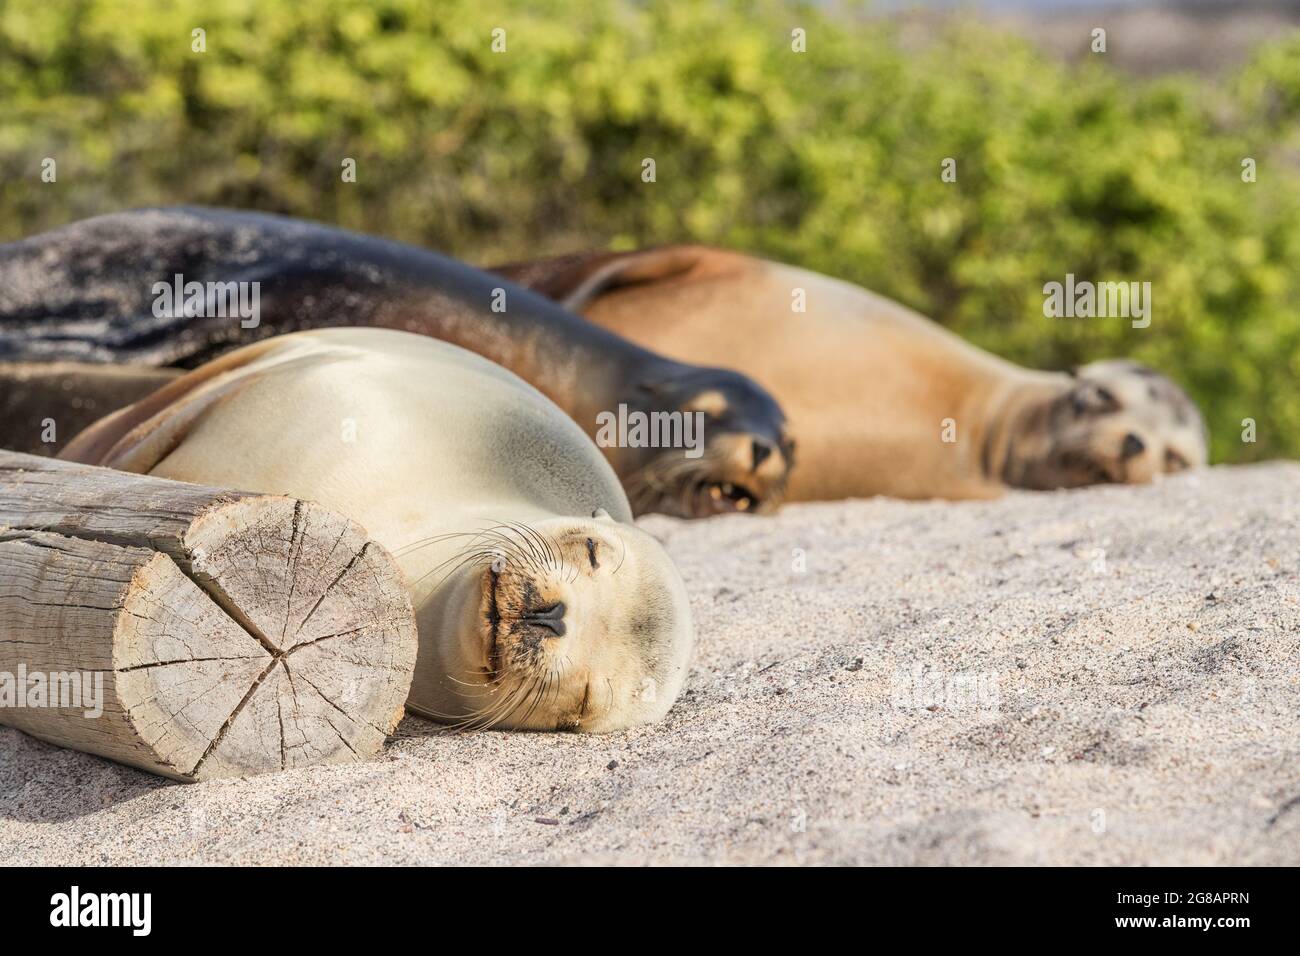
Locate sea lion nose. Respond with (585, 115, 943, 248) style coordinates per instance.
(1121, 433, 1146, 459)
(522, 601, 567, 637)
(751, 438, 774, 471)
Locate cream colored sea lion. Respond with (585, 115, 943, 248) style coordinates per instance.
(495, 248, 1208, 501)
(63, 328, 694, 732)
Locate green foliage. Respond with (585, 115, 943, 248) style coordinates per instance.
(1, 0, 1296, 462)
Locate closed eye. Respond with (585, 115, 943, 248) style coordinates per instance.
(1072, 385, 1120, 415)
(1165, 449, 1189, 472)
(586, 537, 599, 569)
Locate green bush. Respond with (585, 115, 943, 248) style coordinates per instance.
(1, 0, 1297, 463)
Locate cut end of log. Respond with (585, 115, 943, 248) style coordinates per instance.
(127, 498, 418, 781)
(0, 451, 419, 783)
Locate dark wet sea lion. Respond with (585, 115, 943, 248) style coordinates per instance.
(0, 361, 180, 457)
(0, 209, 792, 517)
(493, 246, 1208, 501)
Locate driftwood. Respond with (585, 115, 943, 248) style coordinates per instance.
(0, 450, 418, 782)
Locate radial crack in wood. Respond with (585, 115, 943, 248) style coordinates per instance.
(0, 450, 418, 782)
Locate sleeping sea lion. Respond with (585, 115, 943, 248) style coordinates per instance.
(63, 328, 695, 731)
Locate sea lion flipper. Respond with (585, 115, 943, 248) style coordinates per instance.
(496, 246, 741, 313)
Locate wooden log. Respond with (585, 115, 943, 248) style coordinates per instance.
(0, 450, 418, 782)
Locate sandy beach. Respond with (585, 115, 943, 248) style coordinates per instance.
(3, 463, 1298, 865)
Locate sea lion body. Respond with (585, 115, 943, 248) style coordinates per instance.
(0, 209, 791, 517)
(0, 361, 180, 457)
(496, 247, 1208, 500)
(63, 328, 694, 732)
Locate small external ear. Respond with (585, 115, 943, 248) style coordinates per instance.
(592, 508, 612, 521)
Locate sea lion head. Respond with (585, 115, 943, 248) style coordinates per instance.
(612, 363, 794, 518)
(1005, 360, 1207, 488)
(412, 511, 693, 732)
(494, 249, 795, 518)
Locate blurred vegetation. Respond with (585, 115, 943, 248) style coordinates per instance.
(1, 0, 1298, 462)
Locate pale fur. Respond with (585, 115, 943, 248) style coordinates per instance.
(63, 328, 694, 732)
